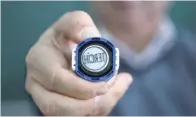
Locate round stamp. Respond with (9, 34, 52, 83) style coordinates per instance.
(81, 45, 109, 73)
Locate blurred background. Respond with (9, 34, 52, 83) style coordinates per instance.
(1, 1, 196, 115)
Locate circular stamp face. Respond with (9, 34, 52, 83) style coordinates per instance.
(81, 45, 109, 73)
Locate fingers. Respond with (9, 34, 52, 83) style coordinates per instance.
(53, 68, 108, 100)
(26, 77, 94, 116)
(106, 75, 117, 88)
(27, 48, 108, 100)
(26, 42, 67, 90)
(26, 73, 132, 116)
(52, 11, 101, 43)
(108, 73, 133, 100)
(92, 73, 133, 116)
(26, 11, 107, 100)
(46, 11, 101, 59)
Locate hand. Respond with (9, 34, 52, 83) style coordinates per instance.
(25, 11, 133, 116)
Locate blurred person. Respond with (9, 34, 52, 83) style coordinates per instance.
(25, 1, 196, 116)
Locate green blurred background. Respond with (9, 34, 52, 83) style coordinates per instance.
(1, 1, 196, 101)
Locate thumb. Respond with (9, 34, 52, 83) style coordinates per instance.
(108, 72, 133, 104)
(92, 73, 133, 116)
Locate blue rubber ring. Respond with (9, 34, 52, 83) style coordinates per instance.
(74, 37, 116, 82)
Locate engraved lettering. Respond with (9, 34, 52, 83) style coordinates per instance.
(83, 53, 106, 64)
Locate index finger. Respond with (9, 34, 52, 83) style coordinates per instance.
(52, 11, 101, 43)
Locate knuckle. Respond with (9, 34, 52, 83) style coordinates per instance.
(25, 46, 37, 66)
(41, 100, 58, 116)
(25, 77, 31, 93)
(113, 90, 122, 99)
(25, 68, 34, 94)
(78, 87, 94, 99)
(55, 10, 94, 38)
(77, 83, 108, 99)
(70, 10, 90, 18)
(25, 77, 31, 94)
(76, 100, 94, 115)
(61, 10, 91, 24)
(68, 10, 93, 27)
(99, 98, 115, 116)
(25, 48, 33, 65)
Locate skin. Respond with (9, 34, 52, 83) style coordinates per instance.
(25, 1, 169, 116)
(92, 1, 169, 52)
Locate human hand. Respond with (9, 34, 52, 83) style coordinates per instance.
(25, 11, 133, 116)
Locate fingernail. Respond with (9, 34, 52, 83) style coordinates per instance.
(80, 27, 101, 39)
(95, 83, 108, 96)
